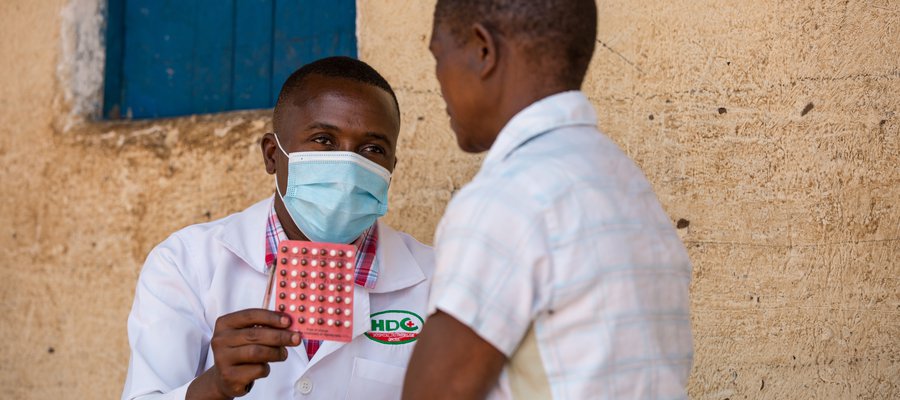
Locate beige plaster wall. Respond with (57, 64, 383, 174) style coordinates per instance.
(0, 0, 897, 399)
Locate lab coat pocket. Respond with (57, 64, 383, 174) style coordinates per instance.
(346, 357, 407, 400)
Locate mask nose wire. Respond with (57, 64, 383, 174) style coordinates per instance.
(275, 133, 392, 185)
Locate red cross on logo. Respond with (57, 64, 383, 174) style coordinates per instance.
(405, 320, 416, 328)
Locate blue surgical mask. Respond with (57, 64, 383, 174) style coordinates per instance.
(273, 134, 391, 244)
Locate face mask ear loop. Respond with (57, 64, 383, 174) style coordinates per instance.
(274, 175, 316, 240)
(274, 175, 287, 203)
(272, 145, 316, 241)
(273, 132, 290, 158)
(272, 132, 290, 201)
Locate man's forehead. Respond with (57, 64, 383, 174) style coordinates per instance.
(276, 95, 398, 147)
(278, 78, 398, 129)
(287, 76, 379, 107)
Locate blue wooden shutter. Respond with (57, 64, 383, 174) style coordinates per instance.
(103, 0, 357, 120)
(272, 0, 357, 104)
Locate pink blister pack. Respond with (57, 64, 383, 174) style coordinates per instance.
(273, 240, 357, 342)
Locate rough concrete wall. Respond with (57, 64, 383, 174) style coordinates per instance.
(580, 2, 899, 398)
(0, 0, 896, 399)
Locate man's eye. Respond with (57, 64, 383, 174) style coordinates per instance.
(363, 145, 385, 154)
(312, 137, 334, 146)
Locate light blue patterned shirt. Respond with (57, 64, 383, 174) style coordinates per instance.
(429, 91, 693, 399)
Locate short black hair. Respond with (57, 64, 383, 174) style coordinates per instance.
(273, 56, 400, 127)
(434, 0, 597, 89)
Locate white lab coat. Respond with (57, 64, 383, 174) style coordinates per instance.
(122, 198, 434, 400)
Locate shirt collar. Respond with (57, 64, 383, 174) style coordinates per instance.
(264, 199, 380, 289)
(482, 90, 597, 168)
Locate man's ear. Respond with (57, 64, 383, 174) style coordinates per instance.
(471, 23, 498, 79)
(392, 156, 399, 173)
(261, 132, 278, 175)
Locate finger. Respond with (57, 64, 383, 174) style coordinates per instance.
(217, 364, 271, 397)
(217, 326, 301, 348)
(216, 309, 291, 330)
(231, 344, 289, 364)
(211, 331, 297, 369)
(212, 344, 286, 374)
(243, 326, 302, 347)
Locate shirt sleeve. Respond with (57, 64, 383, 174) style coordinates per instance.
(122, 234, 211, 400)
(427, 184, 551, 357)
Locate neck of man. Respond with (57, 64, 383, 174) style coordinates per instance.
(481, 63, 580, 151)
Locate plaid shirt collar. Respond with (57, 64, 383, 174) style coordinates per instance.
(264, 199, 380, 289)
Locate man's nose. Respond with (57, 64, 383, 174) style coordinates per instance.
(338, 140, 359, 153)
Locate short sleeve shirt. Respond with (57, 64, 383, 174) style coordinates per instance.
(428, 91, 694, 399)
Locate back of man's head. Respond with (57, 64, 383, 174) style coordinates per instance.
(434, 0, 597, 89)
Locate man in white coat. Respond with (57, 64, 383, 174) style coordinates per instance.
(123, 57, 434, 400)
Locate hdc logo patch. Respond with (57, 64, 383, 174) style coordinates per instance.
(365, 310, 424, 344)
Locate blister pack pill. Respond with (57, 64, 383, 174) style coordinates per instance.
(273, 240, 356, 342)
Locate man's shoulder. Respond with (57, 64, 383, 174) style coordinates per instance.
(154, 198, 269, 257)
(436, 175, 548, 256)
(386, 226, 432, 253)
(441, 126, 659, 235)
(139, 198, 270, 289)
(500, 127, 654, 204)
(510, 125, 636, 176)
(445, 139, 591, 222)
(444, 176, 538, 224)
(177, 197, 268, 234)
(378, 222, 435, 278)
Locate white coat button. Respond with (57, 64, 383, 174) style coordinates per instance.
(295, 378, 313, 395)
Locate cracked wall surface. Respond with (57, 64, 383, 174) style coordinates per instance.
(1, 0, 897, 398)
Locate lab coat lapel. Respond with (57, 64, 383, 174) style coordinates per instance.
(368, 223, 426, 294)
(218, 198, 271, 274)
